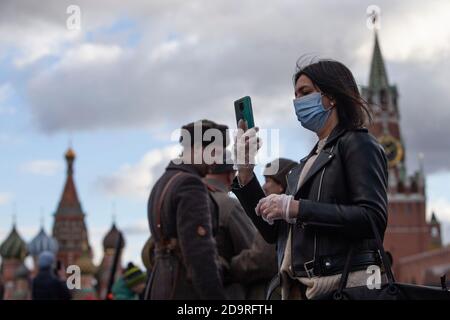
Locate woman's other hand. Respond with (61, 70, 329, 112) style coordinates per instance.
(255, 194, 299, 224)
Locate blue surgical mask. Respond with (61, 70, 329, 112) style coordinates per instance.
(293, 92, 333, 133)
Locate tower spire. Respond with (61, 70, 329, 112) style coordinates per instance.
(11, 202, 18, 228)
(369, 30, 389, 90)
(65, 146, 76, 176)
(111, 201, 117, 226)
(40, 206, 45, 229)
(55, 147, 83, 216)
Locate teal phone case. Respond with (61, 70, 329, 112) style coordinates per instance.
(234, 96, 255, 128)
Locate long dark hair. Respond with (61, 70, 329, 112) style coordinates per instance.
(293, 58, 371, 129)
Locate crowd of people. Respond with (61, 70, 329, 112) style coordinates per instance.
(1, 59, 390, 300)
(145, 59, 388, 300)
(11, 250, 147, 300)
(145, 124, 297, 300)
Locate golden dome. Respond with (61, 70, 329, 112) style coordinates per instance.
(65, 147, 76, 159)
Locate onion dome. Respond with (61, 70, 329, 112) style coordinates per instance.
(75, 246, 96, 275)
(0, 226, 27, 260)
(28, 228, 59, 256)
(14, 263, 30, 280)
(102, 223, 125, 251)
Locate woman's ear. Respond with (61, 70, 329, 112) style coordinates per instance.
(326, 94, 335, 105)
(323, 94, 336, 109)
(322, 94, 333, 109)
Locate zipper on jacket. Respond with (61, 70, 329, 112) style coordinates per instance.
(317, 145, 334, 202)
(303, 145, 335, 277)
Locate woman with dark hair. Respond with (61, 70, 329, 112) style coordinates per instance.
(232, 59, 388, 299)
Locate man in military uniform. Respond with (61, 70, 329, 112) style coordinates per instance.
(204, 151, 256, 299)
(146, 119, 227, 300)
(230, 158, 297, 299)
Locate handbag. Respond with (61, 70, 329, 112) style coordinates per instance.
(315, 215, 450, 300)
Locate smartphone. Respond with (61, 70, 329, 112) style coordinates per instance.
(234, 96, 255, 129)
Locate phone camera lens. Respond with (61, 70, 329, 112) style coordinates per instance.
(239, 103, 244, 111)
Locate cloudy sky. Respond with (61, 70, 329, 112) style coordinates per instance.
(0, 0, 449, 268)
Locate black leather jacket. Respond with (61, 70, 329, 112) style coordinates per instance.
(232, 125, 388, 278)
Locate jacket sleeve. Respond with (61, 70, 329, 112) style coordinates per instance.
(175, 175, 226, 300)
(297, 131, 388, 239)
(230, 233, 278, 285)
(227, 199, 257, 255)
(231, 174, 279, 244)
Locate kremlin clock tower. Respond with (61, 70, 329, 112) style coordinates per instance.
(361, 31, 447, 283)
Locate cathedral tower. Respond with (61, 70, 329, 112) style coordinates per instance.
(52, 147, 90, 268)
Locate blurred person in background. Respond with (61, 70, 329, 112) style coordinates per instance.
(12, 264, 31, 300)
(31, 251, 71, 300)
(112, 262, 147, 300)
(204, 150, 256, 299)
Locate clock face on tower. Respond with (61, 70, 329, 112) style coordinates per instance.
(379, 135, 404, 167)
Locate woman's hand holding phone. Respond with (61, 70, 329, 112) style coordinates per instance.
(233, 119, 261, 186)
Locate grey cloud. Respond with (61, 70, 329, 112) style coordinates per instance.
(388, 60, 450, 174)
(24, 1, 369, 132)
(3, 0, 450, 174)
(95, 145, 179, 199)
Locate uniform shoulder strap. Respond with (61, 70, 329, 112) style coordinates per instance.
(154, 171, 185, 241)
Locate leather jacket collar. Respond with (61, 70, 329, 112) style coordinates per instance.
(287, 125, 368, 198)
